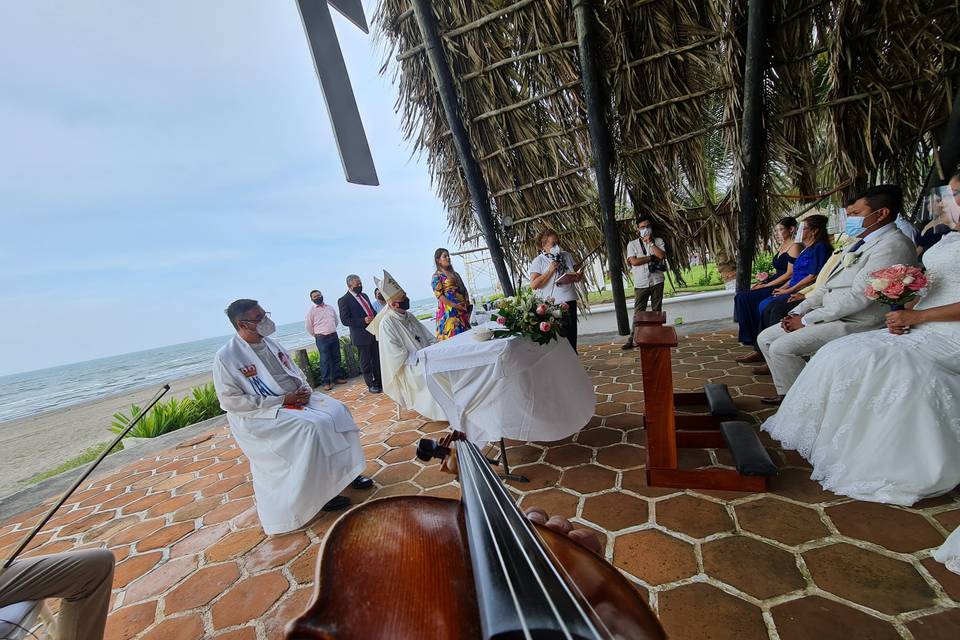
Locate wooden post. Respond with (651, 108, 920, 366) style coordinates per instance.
(572, 0, 630, 335)
(735, 0, 769, 292)
(634, 326, 679, 470)
(409, 0, 515, 296)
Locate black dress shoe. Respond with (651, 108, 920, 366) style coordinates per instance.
(620, 341, 635, 350)
(351, 475, 374, 489)
(321, 495, 351, 511)
(761, 395, 785, 406)
(368, 386, 382, 394)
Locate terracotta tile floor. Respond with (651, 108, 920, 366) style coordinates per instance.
(2, 330, 958, 639)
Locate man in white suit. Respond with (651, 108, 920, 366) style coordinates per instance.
(757, 185, 919, 404)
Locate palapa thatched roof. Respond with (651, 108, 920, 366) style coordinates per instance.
(374, 0, 960, 277)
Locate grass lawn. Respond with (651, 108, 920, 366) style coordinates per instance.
(586, 263, 726, 305)
(26, 440, 124, 486)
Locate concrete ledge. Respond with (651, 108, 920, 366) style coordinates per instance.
(579, 289, 734, 336)
(0, 415, 228, 521)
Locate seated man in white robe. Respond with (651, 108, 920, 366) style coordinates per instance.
(213, 299, 372, 535)
(372, 271, 447, 421)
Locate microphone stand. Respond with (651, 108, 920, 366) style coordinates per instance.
(2, 384, 171, 570)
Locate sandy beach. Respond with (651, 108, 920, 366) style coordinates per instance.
(0, 372, 216, 498)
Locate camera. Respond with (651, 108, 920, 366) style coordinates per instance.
(648, 257, 668, 274)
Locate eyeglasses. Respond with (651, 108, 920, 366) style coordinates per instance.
(244, 311, 270, 324)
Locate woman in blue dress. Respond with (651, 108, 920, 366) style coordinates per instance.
(756, 214, 832, 321)
(734, 217, 802, 360)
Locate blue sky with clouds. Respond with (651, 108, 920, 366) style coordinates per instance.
(0, 1, 483, 376)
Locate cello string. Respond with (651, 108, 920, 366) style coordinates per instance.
(462, 442, 582, 639)
(464, 441, 605, 639)
(457, 440, 533, 640)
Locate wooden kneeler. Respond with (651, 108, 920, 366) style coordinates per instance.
(633, 325, 774, 492)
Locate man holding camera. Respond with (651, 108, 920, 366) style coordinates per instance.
(622, 214, 668, 349)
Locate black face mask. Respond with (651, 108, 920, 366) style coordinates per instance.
(351, 285, 363, 294)
(399, 297, 411, 310)
(313, 297, 323, 305)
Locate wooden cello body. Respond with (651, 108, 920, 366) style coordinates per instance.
(287, 436, 665, 640)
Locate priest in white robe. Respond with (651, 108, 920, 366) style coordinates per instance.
(371, 271, 448, 421)
(213, 299, 372, 535)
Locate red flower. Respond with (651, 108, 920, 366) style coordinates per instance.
(539, 321, 552, 332)
(497, 316, 506, 325)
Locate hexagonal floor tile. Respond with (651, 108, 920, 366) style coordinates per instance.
(825, 501, 945, 553)
(542, 443, 594, 467)
(802, 543, 937, 615)
(560, 464, 618, 494)
(613, 529, 696, 585)
(595, 444, 645, 470)
(655, 494, 733, 538)
(735, 497, 829, 546)
(701, 536, 806, 599)
(581, 493, 648, 532)
(518, 489, 581, 520)
(576, 427, 623, 448)
(657, 583, 768, 640)
(771, 595, 900, 640)
(905, 608, 960, 640)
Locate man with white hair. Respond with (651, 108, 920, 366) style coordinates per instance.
(373, 271, 447, 421)
(213, 299, 372, 534)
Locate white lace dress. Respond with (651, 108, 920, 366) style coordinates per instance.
(762, 232, 960, 506)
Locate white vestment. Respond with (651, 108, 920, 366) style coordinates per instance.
(377, 310, 447, 420)
(213, 335, 364, 535)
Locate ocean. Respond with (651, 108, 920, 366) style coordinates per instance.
(0, 296, 440, 425)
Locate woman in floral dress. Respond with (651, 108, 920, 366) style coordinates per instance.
(432, 248, 472, 340)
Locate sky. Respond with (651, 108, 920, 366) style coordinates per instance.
(0, 1, 485, 376)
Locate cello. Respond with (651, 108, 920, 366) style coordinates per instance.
(286, 432, 665, 639)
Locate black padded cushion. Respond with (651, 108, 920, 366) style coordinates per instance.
(704, 383, 738, 418)
(720, 421, 778, 476)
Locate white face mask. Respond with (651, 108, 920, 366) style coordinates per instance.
(549, 244, 560, 256)
(255, 317, 276, 337)
(639, 228, 652, 238)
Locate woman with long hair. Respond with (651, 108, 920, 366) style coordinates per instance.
(432, 248, 472, 340)
(733, 216, 802, 361)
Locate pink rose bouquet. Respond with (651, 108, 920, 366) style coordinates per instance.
(864, 264, 927, 310)
(490, 288, 568, 345)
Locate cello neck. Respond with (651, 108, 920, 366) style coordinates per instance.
(455, 439, 607, 640)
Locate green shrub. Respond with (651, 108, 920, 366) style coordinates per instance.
(752, 252, 774, 276)
(111, 383, 224, 439)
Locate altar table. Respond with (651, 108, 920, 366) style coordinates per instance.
(418, 328, 596, 444)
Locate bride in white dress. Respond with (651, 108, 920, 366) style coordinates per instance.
(761, 180, 960, 572)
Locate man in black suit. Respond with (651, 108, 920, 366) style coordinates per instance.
(338, 274, 382, 393)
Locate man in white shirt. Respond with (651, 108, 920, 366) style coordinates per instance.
(305, 289, 347, 391)
(622, 214, 668, 349)
(372, 271, 447, 420)
(530, 228, 583, 352)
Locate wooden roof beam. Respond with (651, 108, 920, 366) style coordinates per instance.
(409, 0, 515, 295)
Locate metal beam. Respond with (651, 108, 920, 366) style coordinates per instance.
(409, 0, 515, 296)
(735, 0, 768, 292)
(296, 0, 379, 186)
(572, 0, 629, 335)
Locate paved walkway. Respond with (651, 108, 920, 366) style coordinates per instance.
(1, 330, 958, 639)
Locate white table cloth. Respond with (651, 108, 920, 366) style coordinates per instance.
(418, 327, 596, 444)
